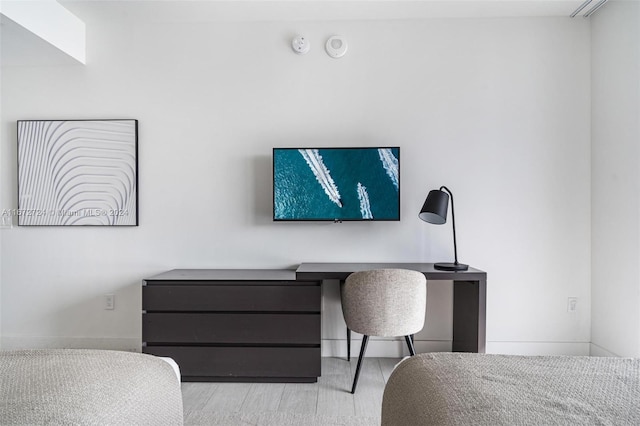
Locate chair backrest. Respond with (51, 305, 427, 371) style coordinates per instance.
(341, 269, 427, 337)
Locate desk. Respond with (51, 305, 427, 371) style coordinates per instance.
(296, 263, 487, 353)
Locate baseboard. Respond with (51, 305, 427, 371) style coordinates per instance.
(486, 341, 590, 356)
(322, 339, 591, 357)
(321, 338, 451, 358)
(589, 343, 620, 357)
(3, 336, 446, 357)
(1, 336, 593, 358)
(1, 336, 141, 352)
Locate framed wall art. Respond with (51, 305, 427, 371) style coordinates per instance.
(17, 119, 138, 226)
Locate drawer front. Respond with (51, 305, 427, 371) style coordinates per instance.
(143, 284, 320, 312)
(144, 346, 320, 380)
(143, 313, 320, 345)
(145, 280, 318, 287)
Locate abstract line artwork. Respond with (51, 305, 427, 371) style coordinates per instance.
(17, 119, 138, 226)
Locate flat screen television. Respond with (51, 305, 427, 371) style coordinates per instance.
(273, 147, 400, 221)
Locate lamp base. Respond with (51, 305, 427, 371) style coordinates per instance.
(434, 262, 469, 271)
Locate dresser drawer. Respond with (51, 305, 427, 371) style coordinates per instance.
(144, 346, 321, 381)
(143, 313, 320, 345)
(143, 283, 320, 312)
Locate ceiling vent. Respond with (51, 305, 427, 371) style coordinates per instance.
(570, 0, 609, 18)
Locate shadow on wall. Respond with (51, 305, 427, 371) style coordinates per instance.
(2, 279, 141, 352)
(252, 154, 273, 225)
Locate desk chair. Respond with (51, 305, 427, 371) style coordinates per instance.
(341, 268, 427, 394)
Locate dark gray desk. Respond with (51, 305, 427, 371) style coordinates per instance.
(296, 263, 487, 353)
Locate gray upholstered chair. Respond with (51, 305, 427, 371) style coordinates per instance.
(341, 268, 427, 393)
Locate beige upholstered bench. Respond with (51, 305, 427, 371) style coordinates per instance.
(0, 349, 183, 425)
(382, 352, 640, 425)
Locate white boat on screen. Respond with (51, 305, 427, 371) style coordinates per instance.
(378, 148, 399, 190)
(357, 182, 373, 219)
(299, 149, 343, 207)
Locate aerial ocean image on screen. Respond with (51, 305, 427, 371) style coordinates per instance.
(274, 148, 400, 220)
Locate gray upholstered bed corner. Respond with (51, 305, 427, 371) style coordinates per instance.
(0, 349, 183, 426)
(382, 353, 640, 426)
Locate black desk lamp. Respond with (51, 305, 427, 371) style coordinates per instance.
(419, 186, 468, 271)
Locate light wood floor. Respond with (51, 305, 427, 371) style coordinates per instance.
(181, 357, 401, 420)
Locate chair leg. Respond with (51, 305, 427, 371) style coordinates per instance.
(347, 328, 351, 361)
(351, 335, 369, 394)
(405, 335, 416, 356)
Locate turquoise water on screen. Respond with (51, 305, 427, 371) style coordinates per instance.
(273, 148, 400, 221)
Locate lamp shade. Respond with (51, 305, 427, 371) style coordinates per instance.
(419, 189, 449, 225)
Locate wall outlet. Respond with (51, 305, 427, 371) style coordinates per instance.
(104, 294, 115, 310)
(567, 297, 578, 313)
(0, 215, 12, 229)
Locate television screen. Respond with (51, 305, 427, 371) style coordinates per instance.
(273, 147, 400, 221)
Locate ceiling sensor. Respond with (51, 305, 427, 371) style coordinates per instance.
(292, 35, 310, 55)
(326, 36, 347, 59)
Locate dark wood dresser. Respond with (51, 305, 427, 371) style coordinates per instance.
(142, 269, 321, 382)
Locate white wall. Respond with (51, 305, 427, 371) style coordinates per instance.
(0, 2, 592, 355)
(591, 1, 640, 358)
(0, 52, 2, 349)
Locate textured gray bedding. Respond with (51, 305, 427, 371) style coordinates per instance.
(382, 353, 640, 425)
(0, 349, 183, 426)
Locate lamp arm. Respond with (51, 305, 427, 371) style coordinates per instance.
(439, 186, 460, 265)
